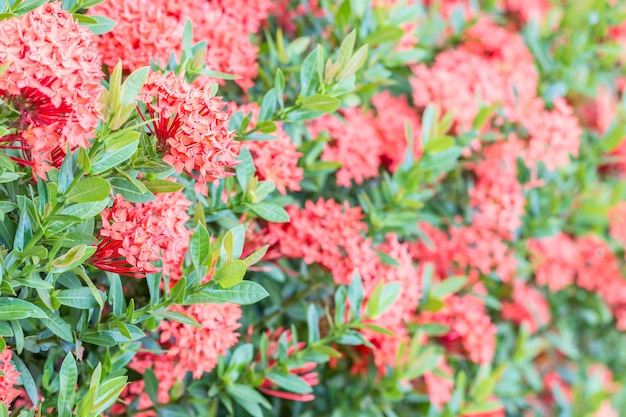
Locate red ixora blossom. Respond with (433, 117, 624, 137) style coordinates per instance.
(468, 137, 525, 239)
(90, 189, 192, 279)
(521, 98, 582, 171)
(114, 303, 240, 415)
(501, 280, 551, 333)
(257, 328, 319, 402)
(372, 91, 422, 172)
(0, 346, 20, 407)
(139, 71, 240, 195)
(355, 235, 422, 375)
(160, 303, 242, 379)
(266, 198, 377, 285)
(0, 3, 104, 177)
(308, 108, 383, 187)
(91, 0, 262, 89)
(418, 294, 497, 364)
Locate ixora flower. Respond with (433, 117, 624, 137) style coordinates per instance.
(308, 108, 383, 187)
(90, 0, 262, 89)
(267, 198, 377, 285)
(114, 303, 241, 415)
(501, 280, 551, 333)
(88, 0, 183, 71)
(0, 3, 104, 177)
(0, 346, 20, 408)
(90, 190, 192, 278)
(418, 294, 497, 365)
(139, 71, 240, 195)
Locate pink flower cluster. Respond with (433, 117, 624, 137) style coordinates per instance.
(469, 138, 525, 238)
(118, 303, 242, 414)
(413, 222, 517, 283)
(529, 233, 626, 330)
(308, 109, 383, 187)
(139, 71, 240, 195)
(308, 92, 424, 185)
(0, 347, 20, 408)
(411, 18, 538, 131)
(92, 190, 192, 279)
(372, 91, 422, 172)
(419, 294, 497, 364)
(0, 3, 103, 177)
(90, 0, 267, 88)
(501, 280, 551, 333)
(266, 199, 423, 372)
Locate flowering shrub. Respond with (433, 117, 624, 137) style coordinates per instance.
(2, 0, 626, 416)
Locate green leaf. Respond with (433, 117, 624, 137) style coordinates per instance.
(362, 26, 404, 45)
(189, 223, 210, 277)
(150, 310, 201, 328)
(52, 245, 97, 273)
(82, 15, 116, 35)
(601, 126, 626, 152)
(226, 384, 271, 417)
(307, 304, 320, 344)
(65, 178, 111, 203)
(214, 260, 247, 288)
(56, 288, 99, 309)
(144, 179, 184, 194)
(248, 203, 289, 223)
(242, 245, 268, 267)
(365, 281, 401, 319)
(91, 132, 139, 174)
(300, 48, 319, 98)
(183, 281, 269, 305)
(92, 376, 128, 415)
(266, 372, 313, 395)
(0, 298, 45, 321)
(143, 369, 159, 409)
(431, 276, 467, 299)
(300, 94, 341, 113)
(259, 88, 277, 122)
(109, 177, 155, 203)
(40, 309, 74, 342)
(338, 44, 368, 81)
(12, 355, 38, 405)
(61, 199, 110, 220)
(13, 0, 46, 14)
(347, 270, 364, 318)
(58, 352, 78, 417)
(13, 209, 32, 252)
(337, 30, 356, 70)
(121, 67, 150, 105)
(235, 146, 255, 191)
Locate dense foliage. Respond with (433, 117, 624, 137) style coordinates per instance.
(1, 0, 626, 416)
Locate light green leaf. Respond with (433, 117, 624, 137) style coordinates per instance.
(58, 352, 78, 417)
(66, 178, 111, 203)
(183, 281, 268, 305)
(214, 260, 247, 288)
(82, 15, 116, 35)
(248, 203, 289, 223)
(300, 94, 341, 113)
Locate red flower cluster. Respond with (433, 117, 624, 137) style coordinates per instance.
(139, 71, 240, 195)
(91, 189, 192, 278)
(0, 3, 104, 177)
